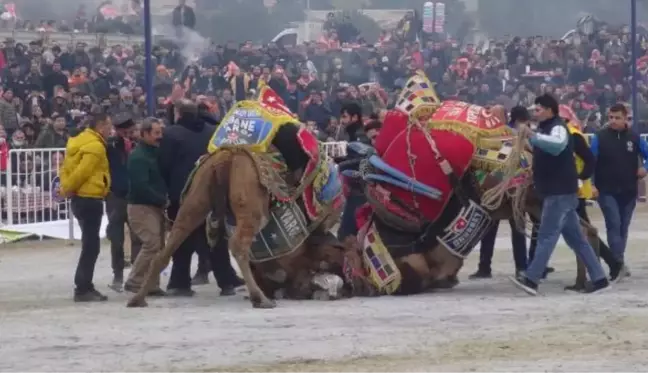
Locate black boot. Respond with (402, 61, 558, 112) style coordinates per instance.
(192, 271, 210, 286)
(468, 269, 492, 279)
(541, 267, 555, 279)
(108, 272, 124, 292)
(166, 288, 195, 297)
(74, 289, 108, 302)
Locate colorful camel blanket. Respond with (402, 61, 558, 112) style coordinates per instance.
(428, 100, 510, 143)
(371, 110, 476, 224)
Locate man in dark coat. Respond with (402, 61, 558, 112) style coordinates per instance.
(172, 0, 196, 30)
(42, 60, 69, 99)
(158, 100, 239, 296)
(106, 113, 142, 291)
(337, 102, 369, 241)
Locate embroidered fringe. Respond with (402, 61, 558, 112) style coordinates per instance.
(480, 128, 528, 213)
(426, 120, 513, 147)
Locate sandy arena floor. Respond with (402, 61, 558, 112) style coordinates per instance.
(1, 207, 648, 372)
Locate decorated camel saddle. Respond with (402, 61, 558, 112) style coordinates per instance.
(346, 74, 531, 294)
(188, 86, 344, 264)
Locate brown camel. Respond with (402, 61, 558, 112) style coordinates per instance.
(126, 149, 370, 309)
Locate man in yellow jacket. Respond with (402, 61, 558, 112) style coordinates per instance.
(60, 112, 113, 302)
(567, 122, 619, 289)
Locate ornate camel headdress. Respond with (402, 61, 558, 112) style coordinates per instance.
(394, 74, 441, 121)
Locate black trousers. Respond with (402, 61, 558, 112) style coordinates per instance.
(209, 224, 240, 288)
(197, 247, 210, 274)
(105, 193, 142, 276)
(167, 204, 197, 290)
(478, 218, 528, 273)
(72, 196, 104, 293)
(166, 205, 239, 290)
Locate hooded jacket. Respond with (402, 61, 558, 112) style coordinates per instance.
(60, 128, 110, 199)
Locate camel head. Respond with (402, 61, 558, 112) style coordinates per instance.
(340, 236, 380, 297)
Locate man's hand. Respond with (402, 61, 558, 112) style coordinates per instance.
(57, 186, 73, 199)
(591, 186, 599, 199)
(638, 167, 647, 179)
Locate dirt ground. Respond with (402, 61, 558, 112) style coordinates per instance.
(1, 206, 648, 372)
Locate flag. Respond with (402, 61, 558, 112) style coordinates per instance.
(223, 61, 239, 80)
(4, 3, 16, 18)
(257, 86, 296, 118)
(100, 4, 119, 19)
(559, 104, 582, 130)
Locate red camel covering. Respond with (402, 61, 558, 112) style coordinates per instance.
(370, 110, 475, 223)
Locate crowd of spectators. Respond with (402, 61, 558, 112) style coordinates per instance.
(1, 2, 648, 224)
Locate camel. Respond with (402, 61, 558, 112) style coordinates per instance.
(126, 148, 372, 309)
(347, 133, 606, 296)
(342, 93, 605, 296)
(347, 160, 603, 296)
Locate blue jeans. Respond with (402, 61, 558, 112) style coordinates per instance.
(598, 193, 637, 263)
(526, 194, 606, 284)
(337, 194, 366, 241)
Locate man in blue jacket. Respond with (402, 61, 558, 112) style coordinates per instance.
(509, 94, 609, 295)
(590, 103, 648, 281)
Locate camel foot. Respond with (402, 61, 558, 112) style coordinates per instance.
(312, 289, 340, 301)
(251, 296, 276, 309)
(273, 289, 286, 300)
(564, 284, 586, 293)
(431, 276, 459, 289)
(126, 297, 149, 308)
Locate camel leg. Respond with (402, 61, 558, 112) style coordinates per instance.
(228, 153, 275, 309)
(127, 158, 219, 308)
(395, 254, 432, 295)
(567, 222, 600, 292)
(425, 247, 464, 289)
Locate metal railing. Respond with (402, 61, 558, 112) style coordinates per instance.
(2, 148, 72, 234)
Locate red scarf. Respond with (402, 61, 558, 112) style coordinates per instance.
(0, 140, 8, 171)
(297, 75, 313, 88)
(123, 137, 133, 154)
